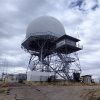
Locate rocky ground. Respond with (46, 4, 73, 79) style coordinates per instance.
(0, 83, 100, 100)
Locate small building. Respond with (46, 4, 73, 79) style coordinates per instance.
(17, 73, 27, 83)
(2, 73, 27, 83)
(81, 75, 92, 83)
(2, 74, 18, 83)
(27, 71, 54, 82)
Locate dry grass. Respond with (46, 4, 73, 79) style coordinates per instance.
(0, 87, 10, 100)
(0, 87, 10, 94)
(0, 82, 100, 100)
(84, 89, 100, 100)
(0, 81, 10, 96)
(90, 91, 100, 100)
(25, 81, 96, 86)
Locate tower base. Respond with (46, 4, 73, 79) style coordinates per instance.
(27, 71, 54, 82)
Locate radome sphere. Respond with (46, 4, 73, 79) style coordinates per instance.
(26, 16, 66, 38)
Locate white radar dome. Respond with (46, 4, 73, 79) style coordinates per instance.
(26, 16, 66, 38)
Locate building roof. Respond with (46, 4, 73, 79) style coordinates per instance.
(81, 75, 92, 77)
(54, 34, 80, 42)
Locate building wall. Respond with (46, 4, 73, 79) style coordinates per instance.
(3, 74, 18, 83)
(27, 71, 54, 81)
(82, 76, 92, 83)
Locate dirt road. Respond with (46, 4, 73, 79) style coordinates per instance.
(0, 83, 100, 100)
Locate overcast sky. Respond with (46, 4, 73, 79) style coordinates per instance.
(0, 0, 100, 79)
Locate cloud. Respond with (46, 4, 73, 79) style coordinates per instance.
(68, 0, 99, 11)
(0, 0, 100, 79)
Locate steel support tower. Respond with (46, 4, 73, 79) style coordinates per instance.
(22, 34, 82, 81)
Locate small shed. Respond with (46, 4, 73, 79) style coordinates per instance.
(3, 74, 18, 83)
(27, 71, 54, 82)
(17, 73, 27, 83)
(81, 75, 92, 83)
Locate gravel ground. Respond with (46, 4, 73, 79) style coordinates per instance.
(0, 83, 100, 100)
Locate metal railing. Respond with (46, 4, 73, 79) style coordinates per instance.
(76, 44, 83, 49)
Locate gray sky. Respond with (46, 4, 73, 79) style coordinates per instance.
(0, 0, 100, 78)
